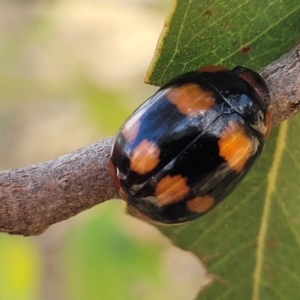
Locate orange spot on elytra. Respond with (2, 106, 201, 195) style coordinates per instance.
(186, 196, 215, 213)
(167, 84, 215, 117)
(218, 121, 253, 173)
(130, 139, 160, 174)
(155, 175, 190, 206)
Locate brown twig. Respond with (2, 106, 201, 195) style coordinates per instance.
(0, 137, 120, 235)
(260, 44, 300, 126)
(0, 44, 299, 236)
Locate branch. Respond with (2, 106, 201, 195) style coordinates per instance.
(260, 44, 300, 126)
(0, 44, 299, 236)
(0, 137, 120, 235)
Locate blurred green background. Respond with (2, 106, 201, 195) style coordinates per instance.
(0, 0, 204, 299)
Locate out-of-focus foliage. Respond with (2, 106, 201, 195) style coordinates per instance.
(64, 202, 204, 300)
(0, 235, 40, 300)
(0, 1, 203, 300)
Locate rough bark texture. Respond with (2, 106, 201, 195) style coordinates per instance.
(0, 45, 299, 236)
(0, 137, 120, 235)
(260, 44, 300, 126)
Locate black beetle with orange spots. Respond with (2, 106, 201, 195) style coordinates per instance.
(109, 66, 271, 224)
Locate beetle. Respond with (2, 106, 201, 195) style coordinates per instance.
(109, 66, 271, 224)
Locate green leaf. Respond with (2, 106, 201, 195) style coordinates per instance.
(145, 2, 300, 296)
(146, 0, 300, 86)
(157, 114, 300, 299)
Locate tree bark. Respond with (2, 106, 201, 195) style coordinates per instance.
(0, 137, 120, 235)
(0, 44, 299, 236)
(260, 44, 300, 126)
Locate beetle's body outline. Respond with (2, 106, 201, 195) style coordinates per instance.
(110, 66, 271, 224)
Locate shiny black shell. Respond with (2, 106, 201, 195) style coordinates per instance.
(109, 66, 271, 224)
